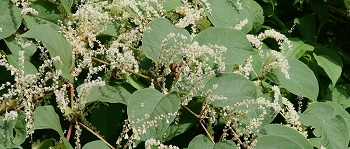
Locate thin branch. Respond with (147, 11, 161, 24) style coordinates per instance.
(183, 105, 200, 118)
(199, 120, 215, 144)
(16, 91, 53, 111)
(78, 122, 115, 149)
(229, 126, 243, 146)
(91, 57, 111, 66)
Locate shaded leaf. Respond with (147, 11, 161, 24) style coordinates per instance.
(313, 47, 343, 85)
(30, 106, 73, 149)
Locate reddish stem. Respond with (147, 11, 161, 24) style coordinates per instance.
(66, 123, 73, 141)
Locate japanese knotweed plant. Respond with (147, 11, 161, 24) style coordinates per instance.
(0, 0, 349, 149)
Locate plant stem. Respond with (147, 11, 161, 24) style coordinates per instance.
(78, 122, 116, 149)
(66, 123, 73, 141)
(200, 120, 215, 144)
(229, 126, 243, 146)
(91, 57, 111, 66)
(183, 105, 200, 118)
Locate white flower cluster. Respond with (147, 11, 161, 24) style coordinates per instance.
(3, 111, 18, 122)
(234, 55, 253, 79)
(257, 29, 293, 52)
(11, 0, 38, 15)
(155, 33, 226, 105)
(261, 50, 290, 79)
(175, 1, 206, 33)
(74, 78, 105, 113)
(0, 50, 65, 134)
(234, 18, 249, 30)
(145, 138, 179, 149)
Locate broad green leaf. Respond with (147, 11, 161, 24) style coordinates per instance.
(91, 104, 125, 140)
(283, 38, 314, 59)
(76, 84, 132, 105)
(300, 102, 350, 149)
(204, 73, 258, 107)
(141, 18, 190, 63)
(268, 59, 319, 101)
(206, 0, 253, 33)
(30, 106, 73, 149)
(82, 140, 110, 149)
(0, 111, 26, 149)
(23, 16, 61, 30)
(193, 27, 253, 71)
(127, 88, 180, 140)
(313, 48, 343, 85)
(188, 134, 214, 149)
(243, 0, 264, 33)
(163, 0, 182, 11)
(0, 0, 21, 40)
(295, 14, 317, 44)
(214, 140, 237, 149)
(21, 24, 74, 81)
(30, 0, 62, 23)
(255, 124, 312, 149)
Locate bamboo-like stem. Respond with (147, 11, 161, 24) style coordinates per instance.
(66, 123, 73, 141)
(200, 120, 215, 144)
(78, 122, 116, 149)
(91, 57, 111, 66)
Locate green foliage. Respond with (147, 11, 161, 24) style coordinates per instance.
(1, 0, 350, 148)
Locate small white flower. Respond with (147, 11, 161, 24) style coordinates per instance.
(3, 111, 18, 122)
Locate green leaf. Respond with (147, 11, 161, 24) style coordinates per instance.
(0, 111, 26, 149)
(127, 88, 180, 140)
(309, 0, 329, 24)
(163, 99, 202, 142)
(0, 0, 21, 40)
(100, 22, 120, 37)
(327, 85, 350, 109)
(242, 0, 264, 33)
(23, 15, 61, 30)
(82, 140, 110, 149)
(204, 73, 258, 107)
(30, 106, 73, 149)
(30, 0, 62, 23)
(214, 140, 237, 149)
(21, 24, 74, 81)
(193, 27, 253, 71)
(283, 38, 314, 59)
(163, 0, 182, 11)
(295, 14, 317, 44)
(206, 0, 252, 33)
(313, 48, 343, 85)
(141, 18, 190, 63)
(58, 0, 73, 17)
(76, 84, 131, 105)
(300, 102, 350, 149)
(188, 134, 214, 149)
(4, 35, 37, 59)
(268, 59, 319, 101)
(125, 75, 146, 90)
(255, 124, 312, 149)
(91, 104, 125, 140)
